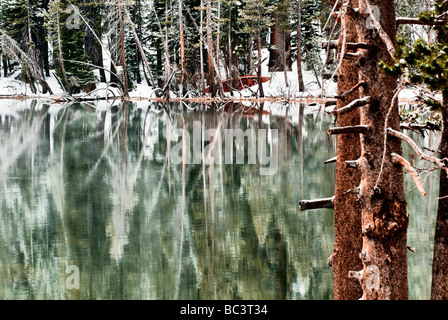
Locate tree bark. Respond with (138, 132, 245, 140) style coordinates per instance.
(431, 100, 448, 299)
(178, 0, 185, 94)
(430, 0, 448, 300)
(118, 2, 129, 97)
(297, 0, 305, 92)
(351, 0, 408, 300)
(206, 0, 216, 96)
(268, 0, 291, 73)
(331, 0, 363, 300)
(56, 8, 69, 93)
(257, 29, 264, 98)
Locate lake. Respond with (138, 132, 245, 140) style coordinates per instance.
(0, 99, 438, 299)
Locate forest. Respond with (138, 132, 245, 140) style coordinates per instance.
(0, 0, 336, 99)
(0, 0, 448, 302)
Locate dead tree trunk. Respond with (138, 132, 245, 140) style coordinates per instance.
(206, 0, 216, 97)
(257, 29, 264, 98)
(330, 0, 363, 300)
(118, 2, 129, 97)
(297, 0, 305, 92)
(302, 0, 409, 300)
(178, 0, 185, 94)
(347, 0, 408, 300)
(56, 8, 69, 93)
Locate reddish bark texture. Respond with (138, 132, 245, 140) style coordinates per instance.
(353, 0, 409, 300)
(331, 0, 363, 300)
(431, 105, 448, 300)
(268, 2, 292, 72)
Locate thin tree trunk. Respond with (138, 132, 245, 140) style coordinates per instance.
(297, 0, 304, 91)
(199, 0, 205, 92)
(179, 0, 185, 94)
(247, 36, 253, 75)
(257, 29, 264, 98)
(216, 0, 221, 71)
(118, 2, 129, 97)
(227, 11, 234, 95)
(164, 0, 171, 96)
(56, 8, 69, 93)
(2, 55, 7, 77)
(206, 0, 216, 96)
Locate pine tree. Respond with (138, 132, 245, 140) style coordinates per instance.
(2, 0, 50, 87)
(46, 0, 97, 94)
(145, 0, 165, 87)
(268, 0, 292, 73)
(240, 0, 274, 97)
(83, 0, 107, 83)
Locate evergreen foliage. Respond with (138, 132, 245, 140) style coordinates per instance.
(381, 0, 448, 111)
(0, 0, 335, 93)
(46, 0, 97, 93)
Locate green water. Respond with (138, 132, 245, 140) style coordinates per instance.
(0, 99, 438, 300)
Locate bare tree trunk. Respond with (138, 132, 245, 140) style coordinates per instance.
(227, 11, 234, 96)
(56, 8, 69, 93)
(216, 0, 221, 71)
(257, 29, 264, 98)
(206, 0, 216, 96)
(297, 0, 304, 91)
(349, 0, 408, 300)
(199, 0, 205, 91)
(331, 0, 363, 300)
(165, 0, 171, 96)
(247, 36, 253, 75)
(179, 0, 185, 94)
(118, 2, 129, 97)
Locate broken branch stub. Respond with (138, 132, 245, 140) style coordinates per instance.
(328, 125, 370, 135)
(391, 152, 426, 196)
(334, 96, 372, 116)
(299, 197, 335, 211)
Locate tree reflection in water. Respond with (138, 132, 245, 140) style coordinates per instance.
(0, 99, 437, 300)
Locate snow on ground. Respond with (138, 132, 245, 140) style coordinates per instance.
(0, 47, 426, 102)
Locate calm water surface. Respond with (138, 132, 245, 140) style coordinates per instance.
(0, 99, 438, 299)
